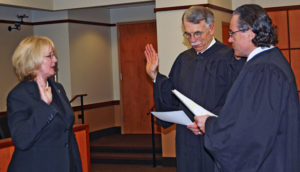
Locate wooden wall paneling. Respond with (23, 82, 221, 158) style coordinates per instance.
(222, 22, 231, 47)
(281, 50, 290, 63)
(288, 9, 300, 48)
(268, 11, 289, 49)
(291, 50, 300, 91)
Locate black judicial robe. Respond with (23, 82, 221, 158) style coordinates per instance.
(153, 40, 245, 172)
(204, 47, 300, 172)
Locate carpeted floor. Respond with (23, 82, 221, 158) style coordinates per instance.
(90, 133, 177, 172)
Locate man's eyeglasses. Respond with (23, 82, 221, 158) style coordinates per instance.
(183, 31, 203, 39)
(228, 30, 243, 37)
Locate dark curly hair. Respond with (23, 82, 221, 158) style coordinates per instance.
(233, 4, 278, 47)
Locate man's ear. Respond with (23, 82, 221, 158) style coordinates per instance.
(209, 24, 215, 35)
(248, 30, 255, 40)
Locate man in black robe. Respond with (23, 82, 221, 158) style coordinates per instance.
(144, 6, 245, 172)
(195, 4, 300, 172)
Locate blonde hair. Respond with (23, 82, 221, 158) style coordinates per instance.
(12, 36, 56, 81)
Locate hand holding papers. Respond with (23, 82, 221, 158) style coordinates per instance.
(172, 89, 217, 117)
(151, 89, 216, 126)
(151, 111, 193, 126)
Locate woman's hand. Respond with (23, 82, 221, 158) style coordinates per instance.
(36, 77, 52, 104)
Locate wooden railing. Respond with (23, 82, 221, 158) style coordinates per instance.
(0, 124, 90, 172)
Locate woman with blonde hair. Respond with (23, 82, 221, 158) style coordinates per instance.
(7, 36, 82, 172)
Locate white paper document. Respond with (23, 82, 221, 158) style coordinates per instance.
(151, 111, 193, 126)
(172, 89, 218, 117)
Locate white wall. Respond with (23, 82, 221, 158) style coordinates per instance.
(31, 10, 68, 22)
(69, 23, 113, 105)
(68, 7, 110, 23)
(54, 0, 154, 10)
(33, 23, 72, 99)
(156, 10, 187, 75)
(32, 7, 114, 106)
(209, 0, 232, 10)
(232, 0, 300, 9)
(31, 10, 72, 98)
(212, 9, 232, 42)
(0, 0, 52, 10)
(2, 0, 300, 13)
(0, 0, 154, 10)
(0, 6, 32, 21)
(156, 0, 208, 8)
(0, 6, 33, 111)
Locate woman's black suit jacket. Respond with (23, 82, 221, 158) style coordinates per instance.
(6, 79, 82, 172)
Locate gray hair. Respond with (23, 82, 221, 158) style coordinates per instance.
(182, 6, 214, 28)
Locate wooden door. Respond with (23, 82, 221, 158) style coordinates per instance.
(118, 21, 159, 134)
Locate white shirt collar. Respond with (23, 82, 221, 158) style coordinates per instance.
(247, 46, 274, 62)
(197, 37, 216, 54)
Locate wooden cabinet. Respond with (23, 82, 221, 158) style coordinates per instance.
(0, 124, 90, 172)
(267, 7, 300, 91)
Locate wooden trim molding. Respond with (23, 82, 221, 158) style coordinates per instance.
(279, 48, 300, 51)
(72, 100, 120, 111)
(265, 5, 300, 12)
(0, 20, 31, 25)
(154, 3, 232, 14)
(33, 19, 116, 27)
(0, 19, 116, 27)
(1, 100, 120, 115)
(290, 48, 300, 50)
(154, 4, 191, 13)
